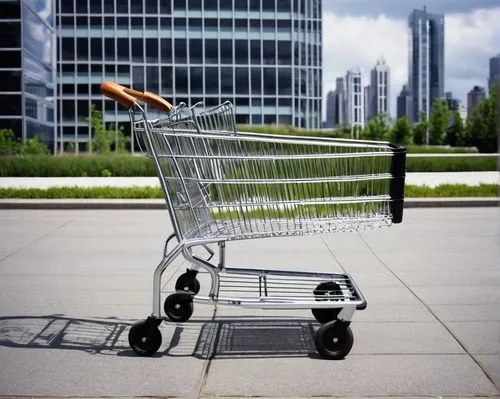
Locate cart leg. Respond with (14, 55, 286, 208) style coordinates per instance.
(152, 243, 184, 318)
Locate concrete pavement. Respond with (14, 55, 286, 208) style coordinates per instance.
(0, 208, 499, 398)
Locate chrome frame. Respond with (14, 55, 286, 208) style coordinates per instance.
(130, 102, 403, 324)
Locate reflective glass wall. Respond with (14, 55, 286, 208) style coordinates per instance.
(57, 0, 322, 152)
(0, 0, 56, 150)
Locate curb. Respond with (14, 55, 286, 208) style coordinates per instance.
(0, 198, 498, 209)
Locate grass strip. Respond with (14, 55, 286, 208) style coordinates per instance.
(0, 154, 497, 177)
(0, 184, 497, 199)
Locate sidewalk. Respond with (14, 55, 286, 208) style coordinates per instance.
(0, 208, 498, 397)
(0, 171, 499, 189)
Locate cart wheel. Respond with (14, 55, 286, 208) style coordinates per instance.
(164, 293, 194, 322)
(314, 320, 354, 360)
(312, 281, 342, 323)
(128, 319, 162, 357)
(175, 273, 201, 295)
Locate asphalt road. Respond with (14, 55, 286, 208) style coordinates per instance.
(0, 208, 499, 398)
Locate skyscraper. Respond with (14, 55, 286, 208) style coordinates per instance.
(367, 56, 390, 120)
(396, 84, 409, 120)
(489, 54, 500, 89)
(364, 85, 371, 124)
(467, 86, 486, 119)
(408, 7, 445, 125)
(345, 67, 364, 132)
(325, 91, 337, 128)
(56, 0, 323, 152)
(0, 0, 56, 151)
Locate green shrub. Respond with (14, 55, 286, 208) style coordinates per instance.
(406, 156, 495, 172)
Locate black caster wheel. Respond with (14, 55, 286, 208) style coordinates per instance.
(175, 271, 201, 294)
(164, 293, 194, 322)
(128, 319, 162, 356)
(314, 320, 354, 360)
(311, 281, 342, 323)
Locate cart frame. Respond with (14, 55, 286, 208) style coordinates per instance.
(100, 82, 406, 359)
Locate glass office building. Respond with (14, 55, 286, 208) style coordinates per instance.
(408, 7, 444, 125)
(0, 0, 56, 150)
(57, 0, 322, 152)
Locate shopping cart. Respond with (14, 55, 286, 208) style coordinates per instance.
(100, 82, 406, 360)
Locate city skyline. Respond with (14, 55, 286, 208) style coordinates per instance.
(322, 1, 500, 119)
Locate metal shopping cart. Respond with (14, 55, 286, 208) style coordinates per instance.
(100, 82, 406, 360)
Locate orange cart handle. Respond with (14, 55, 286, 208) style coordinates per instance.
(100, 82, 172, 113)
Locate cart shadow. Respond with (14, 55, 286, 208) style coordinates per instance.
(0, 315, 321, 359)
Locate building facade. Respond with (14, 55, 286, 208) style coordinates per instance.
(345, 67, 364, 132)
(489, 54, 500, 89)
(325, 90, 336, 128)
(408, 7, 445, 125)
(396, 84, 409, 120)
(467, 86, 486, 119)
(57, 0, 323, 152)
(367, 56, 389, 120)
(0, 0, 57, 150)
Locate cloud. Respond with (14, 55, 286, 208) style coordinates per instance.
(322, 7, 500, 119)
(323, 0, 500, 19)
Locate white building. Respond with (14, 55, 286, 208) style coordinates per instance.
(345, 67, 364, 134)
(369, 56, 390, 119)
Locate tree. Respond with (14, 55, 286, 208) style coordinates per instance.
(428, 98, 450, 145)
(0, 129, 20, 156)
(412, 112, 428, 145)
(86, 104, 129, 154)
(445, 111, 465, 147)
(19, 137, 50, 155)
(362, 113, 389, 141)
(388, 116, 412, 146)
(465, 84, 498, 152)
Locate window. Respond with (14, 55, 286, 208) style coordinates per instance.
(188, 0, 201, 10)
(161, 39, 172, 62)
(235, 0, 247, 10)
(205, 39, 218, 64)
(104, 38, 115, 61)
(175, 39, 187, 63)
(146, 66, 159, 92)
(61, 1, 74, 13)
(117, 38, 129, 61)
(263, 68, 276, 95)
(277, 0, 291, 12)
(220, 40, 232, 64)
(0, 70, 20, 93)
(189, 39, 202, 64)
(104, 1, 114, 13)
(278, 68, 292, 94)
(77, 84, 89, 94)
(220, 67, 233, 94)
(161, 67, 173, 94)
(90, 38, 102, 61)
(235, 40, 248, 65)
(131, 0, 143, 13)
(175, 67, 188, 94)
(251, 68, 261, 94)
(133, 66, 144, 91)
(0, 50, 21, 68)
(190, 67, 203, 94)
(132, 38, 143, 62)
(277, 41, 291, 65)
(249, 0, 260, 11)
(76, 0, 88, 13)
(235, 68, 248, 94)
(160, 0, 171, 13)
(204, 0, 217, 11)
(174, 0, 186, 10)
(62, 38, 74, 60)
(116, 0, 128, 13)
(146, 38, 158, 62)
(89, 0, 102, 14)
(146, 0, 158, 13)
(220, 0, 232, 10)
(263, 40, 275, 65)
(205, 67, 218, 94)
(76, 38, 88, 60)
(250, 40, 260, 64)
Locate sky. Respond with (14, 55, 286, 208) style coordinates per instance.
(322, 0, 500, 118)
